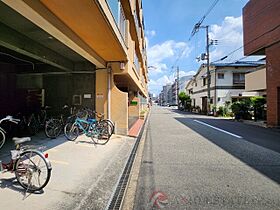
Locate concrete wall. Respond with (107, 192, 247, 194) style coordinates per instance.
(96, 65, 129, 135)
(0, 64, 17, 116)
(245, 68, 266, 91)
(95, 71, 108, 118)
(111, 81, 128, 135)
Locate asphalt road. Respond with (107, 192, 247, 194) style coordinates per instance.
(133, 106, 280, 210)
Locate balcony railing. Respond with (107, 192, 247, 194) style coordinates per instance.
(106, 0, 127, 40)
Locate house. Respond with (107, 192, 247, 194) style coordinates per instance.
(0, 0, 148, 135)
(245, 65, 266, 96)
(186, 61, 265, 113)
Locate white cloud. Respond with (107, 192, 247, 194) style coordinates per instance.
(149, 75, 173, 87)
(147, 40, 191, 76)
(179, 70, 196, 77)
(146, 30, 156, 37)
(209, 16, 244, 62)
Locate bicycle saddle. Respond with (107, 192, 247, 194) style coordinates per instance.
(12, 137, 31, 145)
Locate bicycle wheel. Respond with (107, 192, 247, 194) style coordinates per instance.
(91, 120, 110, 145)
(15, 150, 51, 192)
(64, 122, 79, 141)
(45, 119, 62, 138)
(0, 129, 5, 149)
(102, 119, 114, 137)
(28, 116, 39, 136)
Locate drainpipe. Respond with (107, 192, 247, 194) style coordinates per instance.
(107, 65, 112, 120)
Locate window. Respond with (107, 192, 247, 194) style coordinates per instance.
(233, 73, 245, 84)
(107, 0, 127, 39)
(107, 0, 119, 22)
(203, 78, 207, 86)
(134, 50, 140, 74)
(119, 4, 126, 38)
(218, 73, 224, 79)
(203, 76, 211, 86)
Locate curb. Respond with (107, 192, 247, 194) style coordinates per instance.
(121, 111, 150, 210)
(105, 110, 150, 210)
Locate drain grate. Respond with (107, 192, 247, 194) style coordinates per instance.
(106, 117, 147, 210)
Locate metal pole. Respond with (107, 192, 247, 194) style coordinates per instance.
(177, 66, 179, 107)
(107, 66, 111, 120)
(206, 25, 211, 115)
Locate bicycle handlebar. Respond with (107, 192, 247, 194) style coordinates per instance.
(0, 116, 20, 124)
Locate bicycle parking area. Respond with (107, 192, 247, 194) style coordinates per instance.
(0, 132, 136, 210)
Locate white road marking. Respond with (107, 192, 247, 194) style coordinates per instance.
(194, 120, 243, 139)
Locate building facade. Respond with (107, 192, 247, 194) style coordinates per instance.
(0, 0, 148, 135)
(186, 62, 264, 113)
(245, 65, 266, 95)
(243, 0, 280, 127)
(159, 84, 172, 106)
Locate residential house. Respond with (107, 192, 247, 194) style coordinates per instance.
(186, 61, 265, 113)
(245, 64, 266, 96)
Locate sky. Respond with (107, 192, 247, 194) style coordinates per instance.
(142, 0, 252, 95)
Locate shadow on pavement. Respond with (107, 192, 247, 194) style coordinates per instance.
(0, 176, 44, 197)
(0, 132, 69, 161)
(172, 109, 280, 154)
(174, 115, 280, 185)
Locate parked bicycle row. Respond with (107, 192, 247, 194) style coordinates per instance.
(0, 106, 115, 149)
(0, 107, 115, 196)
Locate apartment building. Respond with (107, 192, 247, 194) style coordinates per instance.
(186, 61, 264, 113)
(243, 0, 280, 127)
(0, 0, 148, 135)
(169, 75, 193, 105)
(159, 84, 172, 106)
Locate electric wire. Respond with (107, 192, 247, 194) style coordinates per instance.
(211, 24, 280, 63)
(170, 0, 220, 71)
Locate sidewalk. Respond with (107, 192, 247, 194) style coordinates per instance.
(0, 133, 136, 210)
(128, 119, 144, 137)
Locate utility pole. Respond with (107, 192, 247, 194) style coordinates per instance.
(177, 66, 180, 108)
(206, 25, 211, 115)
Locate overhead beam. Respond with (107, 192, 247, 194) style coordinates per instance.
(0, 22, 74, 71)
(2, 0, 106, 68)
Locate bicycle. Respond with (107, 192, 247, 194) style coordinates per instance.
(0, 116, 20, 149)
(64, 117, 111, 145)
(45, 105, 74, 139)
(0, 135, 52, 192)
(82, 108, 115, 137)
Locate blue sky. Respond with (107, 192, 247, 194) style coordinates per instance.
(143, 0, 250, 95)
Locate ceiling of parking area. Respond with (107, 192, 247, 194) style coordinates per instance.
(0, 1, 95, 71)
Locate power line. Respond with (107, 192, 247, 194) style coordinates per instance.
(189, 0, 220, 40)
(170, 0, 220, 70)
(211, 23, 280, 63)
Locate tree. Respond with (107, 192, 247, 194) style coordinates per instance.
(178, 92, 191, 111)
(231, 99, 251, 120)
(250, 96, 266, 121)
